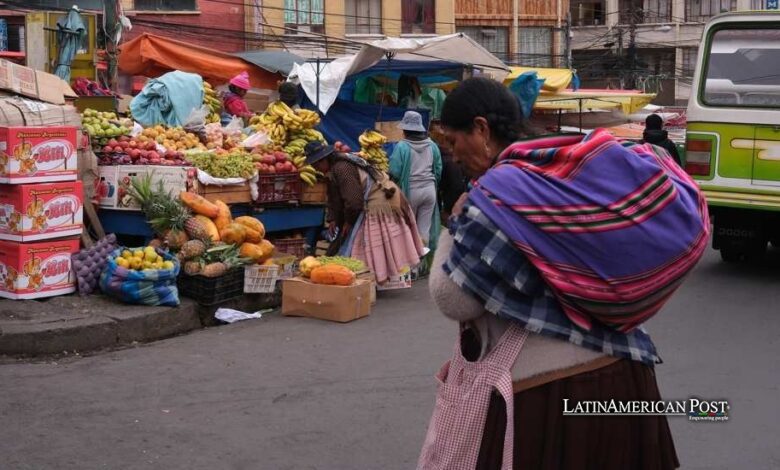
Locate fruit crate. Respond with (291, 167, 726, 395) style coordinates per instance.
(271, 237, 307, 260)
(301, 181, 327, 204)
(244, 264, 279, 293)
(177, 268, 245, 306)
(256, 172, 302, 205)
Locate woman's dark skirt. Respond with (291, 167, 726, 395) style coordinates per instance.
(476, 359, 680, 470)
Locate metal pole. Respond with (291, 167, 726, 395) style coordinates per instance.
(315, 57, 320, 112)
(564, 12, 572, 69)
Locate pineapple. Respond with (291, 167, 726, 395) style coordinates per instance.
(180, 239, 206, 260)
(183, 217, 209, 241)
(164, 229, 189, 249)
(184, 260, 202, 275)
(128, 174, 192, 246)
(201, 262, 227, 278)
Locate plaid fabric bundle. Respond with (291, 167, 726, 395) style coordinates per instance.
(100, 248, 181, 307)
(444, 130, 709, 364)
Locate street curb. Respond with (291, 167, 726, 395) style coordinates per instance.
(0, 296, 201, 357)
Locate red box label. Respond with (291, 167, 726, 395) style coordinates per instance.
(0, 181, 83, 242)
(0, 238, 79, 299)
(0, 126, 78, 183)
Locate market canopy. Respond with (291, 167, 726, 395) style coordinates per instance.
(534, 90, 656, 115)
(290, 33, 510, 114)
(233, 50, 305, 76)
(119, 33, 282, 89)
(504, 67, 574, 92)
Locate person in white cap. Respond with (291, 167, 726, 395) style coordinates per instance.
(389, 111, 442, 256)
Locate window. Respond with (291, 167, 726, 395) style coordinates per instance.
(457, 27, 509, 62)
(570, 0, 605, 26)
(402, 0, 435, 34)
(345, 0, 382, 35)
(25, 0, 104, 9)
(133, 0, 197, 10)
(681, 47, 698, 77)
(619, 0, 672, 24)
(703, 28, 780, 107)
(751, 0, 778, 8)
(685, 0, 737, 22)
(518, 27, 553, 67)
(285, 0, 325, 33)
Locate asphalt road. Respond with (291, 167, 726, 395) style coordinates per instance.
(1, 247, 779, 470)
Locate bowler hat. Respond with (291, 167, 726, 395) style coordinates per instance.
(304, 141, 335, 166)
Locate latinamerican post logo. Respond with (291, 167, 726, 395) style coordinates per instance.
(563, 397, 729, 422)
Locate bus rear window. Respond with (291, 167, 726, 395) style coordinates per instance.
(703, 28, 780, 108)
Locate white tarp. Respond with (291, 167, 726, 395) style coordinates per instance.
(289, 33, 510, 114)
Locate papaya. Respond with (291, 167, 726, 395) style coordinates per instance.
(299, 256, 322, 277)
(220, 223, 247, 245)
(180, 191, 219, 218)
(194, 215, 220, 242)
(310, 264, 355, 286)
(258, 239, 275, 261)
(213, 200, 232, 231)
(234, 216, 265, 240)
(239, 242, 264, 262)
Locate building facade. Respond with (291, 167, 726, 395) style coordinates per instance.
(252, 0, 456, 59)
(570, 0, 774, 104)
(454, 0, 569, 67)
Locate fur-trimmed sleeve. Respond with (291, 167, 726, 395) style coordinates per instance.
(429, 230, 485, 322)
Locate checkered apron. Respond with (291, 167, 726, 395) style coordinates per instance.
(417, 324, 529, 470)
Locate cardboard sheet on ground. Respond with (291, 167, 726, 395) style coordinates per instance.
(119, 33, 281, 89)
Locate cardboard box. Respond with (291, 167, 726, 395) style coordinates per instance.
(282, 277, 372, 323)
(375, 121, 404, 143)
(0, 237, 79, 300)
(356, 271, 377, 304)
(97, 165, 192, 210)
(191, 178, 253, 204)
(0, 59, 78, 106)
(0, 126, 79, 183)
(0, 181, 83, 242)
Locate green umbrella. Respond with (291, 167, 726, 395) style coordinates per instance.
(54, 6, 86, 83)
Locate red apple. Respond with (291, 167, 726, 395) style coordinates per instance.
(119, 135, 130, 142)
(102, 145, 113, 153)
(148, 151, 159, 160)
(343, 145, 352, 152)
(267, 166, 276, 174)
(107, 138, 119, 147)
(147, 142, 156, 151)
(130, 149, 141, 159)
(113, 146, 123, 153)
(149, 158, 161, 164)
(119, 141, 129, 150)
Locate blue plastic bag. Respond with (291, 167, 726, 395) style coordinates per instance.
(99, 248, 181, 306)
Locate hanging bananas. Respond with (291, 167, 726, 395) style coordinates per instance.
(298, 164, 318, 187)
(358, 130, 390, 172)
(202, 81, 222, 123)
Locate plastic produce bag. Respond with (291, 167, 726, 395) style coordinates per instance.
(242, 130, 269, 149)
(99, 247, 181, 306)
(184, 105, 210, 134)
(223, 116, 244, 139)
(71, 234, 118, 296)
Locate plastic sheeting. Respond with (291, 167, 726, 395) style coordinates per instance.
(233, 50, 305, 76)
(508, 72, 546, 118)
(130, 71, 204, 127)
(534, 90, 656, 115)
(504, 67, 575, 91)
(290, 33, 509, 114)
(119, 33, 281, 89)
(302, 97, 429, 151)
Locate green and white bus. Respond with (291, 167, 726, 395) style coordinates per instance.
(686, 11, 780, 262)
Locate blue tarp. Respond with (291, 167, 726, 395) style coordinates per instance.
(302, 96, 429, 151)
(508, 71, 545, 118)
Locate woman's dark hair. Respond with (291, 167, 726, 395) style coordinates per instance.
(228, 84, 244, 95)
(403, 130, 428, 141)
(441, 77, 528, 144)
(278, 82, 299, 106)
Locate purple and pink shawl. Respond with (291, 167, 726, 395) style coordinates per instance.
(469, 129, 709, 332)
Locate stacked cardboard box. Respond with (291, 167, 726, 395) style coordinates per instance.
(0, 126, 82, 299)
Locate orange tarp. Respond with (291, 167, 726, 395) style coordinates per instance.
(119, 33, 280, 89)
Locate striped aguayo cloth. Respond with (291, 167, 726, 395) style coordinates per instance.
(465, 130, 709, 333)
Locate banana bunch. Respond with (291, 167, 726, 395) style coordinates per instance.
(267, 123, 287, 145)
(202, 81, 221, 124)
(298, 164, 318, 187)
(358, 130, 390, 172)
(284, 138, 308, 164)
(295, 109, 321, 128)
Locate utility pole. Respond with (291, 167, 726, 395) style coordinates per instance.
(627, 0, 638, 90)
(564, 12, 572, 69)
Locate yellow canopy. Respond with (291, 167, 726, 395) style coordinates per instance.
(503, 67, 574, 91)
(533, 91, 656, 115)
